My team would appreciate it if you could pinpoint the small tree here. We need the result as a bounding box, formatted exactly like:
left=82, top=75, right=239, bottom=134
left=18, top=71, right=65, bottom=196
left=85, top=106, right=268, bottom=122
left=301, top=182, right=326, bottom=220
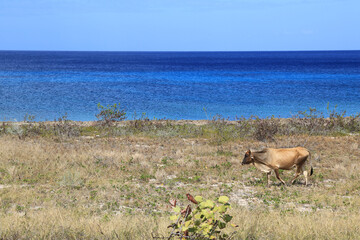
left=96, top=103, right=126, bottom=125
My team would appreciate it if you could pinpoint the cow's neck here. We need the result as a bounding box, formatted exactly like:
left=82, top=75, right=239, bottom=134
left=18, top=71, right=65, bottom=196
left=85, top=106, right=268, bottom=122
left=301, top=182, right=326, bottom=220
left=252, top=151, right=269, bottom=166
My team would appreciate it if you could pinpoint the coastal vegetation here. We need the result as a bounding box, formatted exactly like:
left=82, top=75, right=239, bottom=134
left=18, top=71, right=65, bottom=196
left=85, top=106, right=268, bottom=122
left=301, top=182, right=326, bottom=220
left=0, top=107, right=359, bottom=239
left=2, top=106, right=360, bottom=142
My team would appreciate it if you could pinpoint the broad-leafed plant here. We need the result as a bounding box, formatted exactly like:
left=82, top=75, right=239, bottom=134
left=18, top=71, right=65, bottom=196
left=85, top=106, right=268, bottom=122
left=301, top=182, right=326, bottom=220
left=167, top=194, right=238, bottom=240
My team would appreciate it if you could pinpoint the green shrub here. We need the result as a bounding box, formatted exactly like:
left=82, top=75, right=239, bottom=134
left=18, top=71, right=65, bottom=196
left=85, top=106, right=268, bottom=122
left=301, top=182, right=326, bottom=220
left=167, top=194, right=237, bottom=239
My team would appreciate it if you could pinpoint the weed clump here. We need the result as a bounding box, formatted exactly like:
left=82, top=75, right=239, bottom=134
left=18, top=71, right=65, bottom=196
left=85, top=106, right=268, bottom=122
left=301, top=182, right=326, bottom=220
left=52, top=114, right=80, bottom=138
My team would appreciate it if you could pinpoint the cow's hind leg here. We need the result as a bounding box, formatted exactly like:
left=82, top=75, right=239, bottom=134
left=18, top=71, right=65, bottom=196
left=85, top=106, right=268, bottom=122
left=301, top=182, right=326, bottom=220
left=290, top=165, right=302, bottom=185
left=274, top=169, right=286, bottom=185
left=303, top=170, right=309, bottom=186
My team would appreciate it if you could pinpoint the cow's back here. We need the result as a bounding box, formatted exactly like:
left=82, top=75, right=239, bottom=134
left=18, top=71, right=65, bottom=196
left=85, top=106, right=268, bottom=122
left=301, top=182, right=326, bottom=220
left=267, top=147, right=309, bottom=169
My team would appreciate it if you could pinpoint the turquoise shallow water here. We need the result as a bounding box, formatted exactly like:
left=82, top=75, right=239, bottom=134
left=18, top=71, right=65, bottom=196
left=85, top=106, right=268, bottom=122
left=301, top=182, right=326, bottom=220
left=0, top=51, right=359, bottom=121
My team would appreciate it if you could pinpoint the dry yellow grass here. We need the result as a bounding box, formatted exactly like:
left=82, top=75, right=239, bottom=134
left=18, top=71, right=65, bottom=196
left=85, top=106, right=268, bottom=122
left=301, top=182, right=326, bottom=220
left=0, top=123, right=360, bottom=239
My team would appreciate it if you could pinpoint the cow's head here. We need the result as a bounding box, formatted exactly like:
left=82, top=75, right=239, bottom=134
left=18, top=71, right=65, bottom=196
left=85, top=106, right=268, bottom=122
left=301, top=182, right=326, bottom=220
left=242, top=150, right=254, bottom=165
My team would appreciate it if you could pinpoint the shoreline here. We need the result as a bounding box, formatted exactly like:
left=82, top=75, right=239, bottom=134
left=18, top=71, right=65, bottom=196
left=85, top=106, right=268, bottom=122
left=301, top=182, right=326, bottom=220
left=1, top=115, right=359, bottom=125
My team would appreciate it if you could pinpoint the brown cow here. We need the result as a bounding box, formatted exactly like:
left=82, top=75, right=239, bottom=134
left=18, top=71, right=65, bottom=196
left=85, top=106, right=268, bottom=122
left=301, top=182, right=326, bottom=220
left=242, top=147, right=313, bottom=186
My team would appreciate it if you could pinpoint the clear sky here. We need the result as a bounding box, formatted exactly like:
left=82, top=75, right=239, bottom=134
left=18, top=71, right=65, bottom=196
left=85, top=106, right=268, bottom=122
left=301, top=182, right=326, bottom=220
left=0, top=0, right=359, bottom=51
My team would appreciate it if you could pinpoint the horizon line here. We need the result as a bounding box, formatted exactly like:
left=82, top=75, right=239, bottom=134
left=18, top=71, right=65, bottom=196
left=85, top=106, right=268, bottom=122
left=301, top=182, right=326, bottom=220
left=1, top=49, right=359, bottom=53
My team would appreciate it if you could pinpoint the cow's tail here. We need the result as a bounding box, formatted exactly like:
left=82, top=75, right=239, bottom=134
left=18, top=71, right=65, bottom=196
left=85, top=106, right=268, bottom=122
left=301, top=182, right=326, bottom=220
left=308, top=151, right=314, bottom=176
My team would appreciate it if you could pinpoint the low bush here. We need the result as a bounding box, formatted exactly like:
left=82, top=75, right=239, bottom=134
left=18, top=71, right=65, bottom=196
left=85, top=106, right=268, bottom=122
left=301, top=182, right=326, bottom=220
left=253, top=116, right=279, bottom=142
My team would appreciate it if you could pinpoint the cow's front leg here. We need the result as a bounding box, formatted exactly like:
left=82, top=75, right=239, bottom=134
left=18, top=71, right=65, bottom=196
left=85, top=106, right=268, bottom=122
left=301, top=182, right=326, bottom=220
left=266, top=171, right=271, bottom=187
left=290, top=172, right=300, bottom=185
left=290, top=166, right=302, bottom=185
left=274, top=169, right=286, bottom=185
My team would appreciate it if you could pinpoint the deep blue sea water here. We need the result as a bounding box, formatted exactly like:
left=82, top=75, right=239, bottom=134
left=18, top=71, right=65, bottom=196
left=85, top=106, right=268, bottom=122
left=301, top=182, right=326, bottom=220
left=0, top=51, right=359, bottom=121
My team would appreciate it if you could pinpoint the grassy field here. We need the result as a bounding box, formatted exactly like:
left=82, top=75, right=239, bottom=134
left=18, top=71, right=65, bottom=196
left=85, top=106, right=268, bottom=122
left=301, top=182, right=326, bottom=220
left=0, top=118, right=360, bottom=239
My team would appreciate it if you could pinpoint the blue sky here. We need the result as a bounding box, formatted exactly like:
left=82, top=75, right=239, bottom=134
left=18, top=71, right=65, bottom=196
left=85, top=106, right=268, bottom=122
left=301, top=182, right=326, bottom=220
left=0, top=0, right=359, bottom=51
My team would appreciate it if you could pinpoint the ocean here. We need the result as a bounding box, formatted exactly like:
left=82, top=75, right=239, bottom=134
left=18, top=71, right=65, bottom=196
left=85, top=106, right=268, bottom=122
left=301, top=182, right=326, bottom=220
left=0, top=51, right=359, bottom=121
